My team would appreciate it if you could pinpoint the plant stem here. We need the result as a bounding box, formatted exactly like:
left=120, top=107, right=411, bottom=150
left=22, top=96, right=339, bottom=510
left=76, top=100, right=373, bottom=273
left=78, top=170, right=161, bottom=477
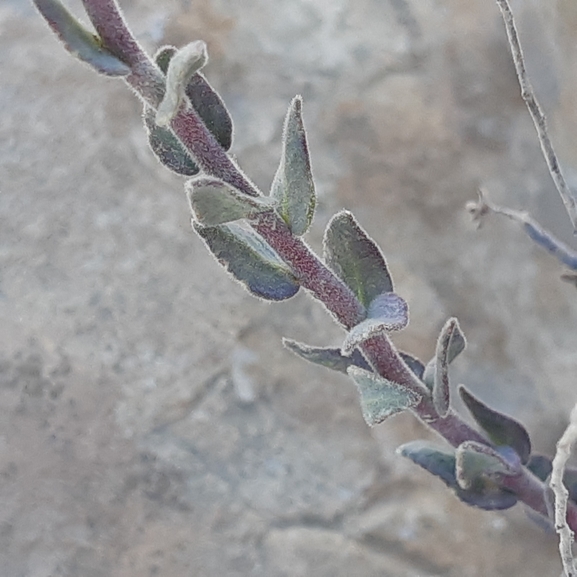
left=79, top=0, right=577, bottom=531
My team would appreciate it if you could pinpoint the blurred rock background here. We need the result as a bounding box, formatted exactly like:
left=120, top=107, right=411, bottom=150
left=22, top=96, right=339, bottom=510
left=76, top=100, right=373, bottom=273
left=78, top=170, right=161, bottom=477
left=2, top=0, right=577, bottom=574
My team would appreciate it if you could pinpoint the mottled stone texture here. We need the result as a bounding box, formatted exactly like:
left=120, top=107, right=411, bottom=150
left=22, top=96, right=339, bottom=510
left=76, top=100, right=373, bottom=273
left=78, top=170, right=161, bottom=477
left=2, top=0, right=577, bottom=574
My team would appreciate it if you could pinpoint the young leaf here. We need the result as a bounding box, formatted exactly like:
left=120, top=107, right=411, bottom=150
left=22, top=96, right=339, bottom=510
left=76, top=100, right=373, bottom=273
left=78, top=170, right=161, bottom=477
left=398, top=441, right=518, bottom=511
left=323, top=211, right=393, bottom=308
left=187, top=177, right=273, bottom=226
left=455, top=441, right=521, bottom=490
left=347, top=366, right=420, bottom=427
left=422, top=317, right=466, bottom=390
left=194, top=222, right=299, bottom=301
left=431, top=318, right=464, bottom=417
left=458, top=385, right=531, bottom=464
left=156, top=41, right=209, bottom=127
left=270, top=96, right=316, bottom=236
left=341, top=292, right=408, bottom=355
left=34, top=0, right=130, bottom=76
left=143, top=107, right=199, bottom=176
left=282, top=339, right=373, bottom=374
left=154, top=46, right=233, bottom=151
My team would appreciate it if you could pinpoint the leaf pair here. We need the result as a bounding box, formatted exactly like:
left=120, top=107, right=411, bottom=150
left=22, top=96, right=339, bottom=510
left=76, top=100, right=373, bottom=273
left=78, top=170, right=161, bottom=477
left=398, top=441, right=519, bottom=511
left=144, top=45, right=233, bottom=177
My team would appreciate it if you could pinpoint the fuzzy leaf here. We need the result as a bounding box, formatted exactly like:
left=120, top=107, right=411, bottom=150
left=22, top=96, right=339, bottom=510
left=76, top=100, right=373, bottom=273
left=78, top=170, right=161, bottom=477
left=187, top=177, right=273, bottom=226
left=422, top=318, right=466, bottom=390
left=270, top=96, right=316, bottom=236
left=431, top=318, right=464, bottom=417
left=342, top=293, right=408, bottom=355
left=455, top=441, right=521, bottom=490
left=34, top=0, right=130, bottom=76
left=156, top=41, right=209, bottom=126
left=323, top=211, right=393, bottom=308
left=143, top=107, right=199, bottom=176
left=194, top=222, right=299, bottom=301
left=458, top=385, right=531, bottom=464
left=282, top=339, right=372, bottom=374
left=398, top=441, right=518, bottom=511
left=347, top=366, right=420, bottom=426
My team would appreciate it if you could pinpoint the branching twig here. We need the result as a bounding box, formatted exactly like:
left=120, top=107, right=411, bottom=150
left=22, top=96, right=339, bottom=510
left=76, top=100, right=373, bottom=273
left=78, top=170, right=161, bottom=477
left=551, top=403, right=577, bottom=577
left=495, top=0, right=577, bottom=233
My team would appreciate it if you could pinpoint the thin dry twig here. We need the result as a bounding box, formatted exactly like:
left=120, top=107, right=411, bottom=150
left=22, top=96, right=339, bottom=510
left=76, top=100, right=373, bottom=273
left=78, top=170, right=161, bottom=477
left=551, top=402, right=577, bottom=577
left=495, top=0, right=577, bottom=233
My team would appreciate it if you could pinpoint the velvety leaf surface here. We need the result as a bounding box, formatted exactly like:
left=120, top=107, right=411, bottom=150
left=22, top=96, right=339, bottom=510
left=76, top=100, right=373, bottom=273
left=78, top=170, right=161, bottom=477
left=431, top=318, right=465, bottom=417
left=194, top=222, right=299, bottom=301
left=323, top=211, right=393, bottom=308
left=398, top=441, right=518, bottom=511
left=270, top=96, right=316, bottom=236
left=455, top=441, right=521, bottom=490
left=282, top=339, right=372, bottom=374
left=341, top=292, right=408, bottom=355
left=399, top=351, right=425, bottom=380
left=422, top=317, right=466, bottom=390
left=156, top=41, right=208, bottom=126
left=347, top=366, right=420, bottom=427
left=459, top=385, right=531, bottom=464
left=143, top=107, right=199, bottom=176
left=34, top=0, right=131, bottom=76
left=187, top=177, right=273, bottom=226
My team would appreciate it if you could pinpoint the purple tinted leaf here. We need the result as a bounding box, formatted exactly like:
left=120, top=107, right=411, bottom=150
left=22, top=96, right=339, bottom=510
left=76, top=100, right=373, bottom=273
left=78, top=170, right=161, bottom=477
left=282, top=339, right=372, bottom=374
left=459, top=385, right=531, bottom=464
left=399, top=351, right=425, bottom=380
left=194, top=222, right=299, bottom=301
left=341, top=293, right=408, bottom=355
left=323, top=211, right=393, bottom=308
left=187, top=177, right=273, bottom=226
left=34, top=0, right=130, bottom=76
left=185, top=73, right=233, bottom=152
left=398, top=441, right=518, bottom=511
left=143, top=107, right=199, bottom=176
left=526, top=454, right=553, bottom=482
left=347, top=367, right=420, bottom=427
left=271, top=96, right=316, bottom=236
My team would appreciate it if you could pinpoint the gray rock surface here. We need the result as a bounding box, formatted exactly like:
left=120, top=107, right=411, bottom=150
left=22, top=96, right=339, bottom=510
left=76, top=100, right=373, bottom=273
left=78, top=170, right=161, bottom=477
left=2, top=0, right=577, bottom=574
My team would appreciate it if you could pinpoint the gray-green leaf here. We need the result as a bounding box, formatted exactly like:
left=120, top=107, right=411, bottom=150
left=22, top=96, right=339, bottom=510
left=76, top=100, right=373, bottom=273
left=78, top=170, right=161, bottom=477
left=422, top=317, right=466, bottom=390
left=34, top=0, right=130, bottom=76
left=323, top=211, right=393, bottom=308
left=143, top=107, right=199, bottom=176
left=458, top=385, right=531, bottom=464
left=282, top=339, right=372, bottom=374
left=342, top=293, right=408, bottom=355
left=187, top=177, right=273, bottom=226
left=347, top=366, right=420, bottom=427
left=194, top=222, right=299, bottom=301
left=455, top=441, right=521, bottom=490
left=270, top=96, right=316, bottom=236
